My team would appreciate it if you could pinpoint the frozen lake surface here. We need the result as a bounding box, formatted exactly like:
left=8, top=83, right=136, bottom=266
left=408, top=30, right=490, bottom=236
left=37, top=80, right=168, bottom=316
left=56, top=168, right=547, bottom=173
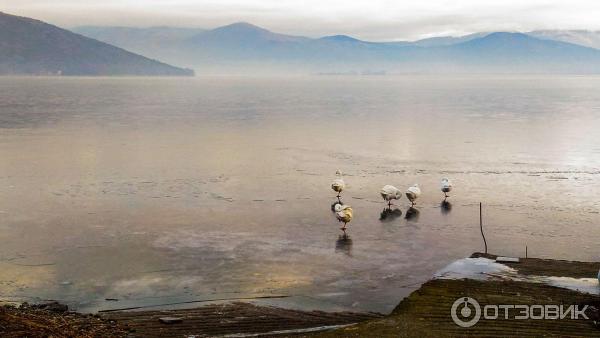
left=1, top=75, right=600, bottom=313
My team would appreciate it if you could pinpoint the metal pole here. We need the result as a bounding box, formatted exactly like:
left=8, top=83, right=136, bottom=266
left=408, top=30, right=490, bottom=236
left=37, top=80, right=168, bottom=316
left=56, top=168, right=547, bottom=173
left=480, top=202, right=488, bottom=254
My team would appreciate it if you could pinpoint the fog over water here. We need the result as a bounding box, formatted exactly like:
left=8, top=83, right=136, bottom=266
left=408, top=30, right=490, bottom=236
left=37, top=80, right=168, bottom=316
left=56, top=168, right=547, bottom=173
left=1, top=75, right=600, bottom=313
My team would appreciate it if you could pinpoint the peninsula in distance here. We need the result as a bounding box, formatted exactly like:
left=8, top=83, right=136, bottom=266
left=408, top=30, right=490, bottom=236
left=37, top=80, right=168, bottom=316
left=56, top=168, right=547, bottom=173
left=0, top=11, right=194, bottom=76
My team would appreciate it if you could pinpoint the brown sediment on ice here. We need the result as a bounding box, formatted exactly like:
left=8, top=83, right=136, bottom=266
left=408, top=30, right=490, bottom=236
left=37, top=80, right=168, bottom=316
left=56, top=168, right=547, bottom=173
left=102, top=302, right=382, bottom=337
left=1, top=300, right=380, bottom=337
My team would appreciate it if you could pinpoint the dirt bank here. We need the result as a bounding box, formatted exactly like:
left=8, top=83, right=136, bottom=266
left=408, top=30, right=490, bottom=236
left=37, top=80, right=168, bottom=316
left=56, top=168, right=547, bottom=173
left=0, top=302, right=129, bottom=337
left=310, top=253, right=600, bottom=337
left=1, top=301, right=380, bottom=337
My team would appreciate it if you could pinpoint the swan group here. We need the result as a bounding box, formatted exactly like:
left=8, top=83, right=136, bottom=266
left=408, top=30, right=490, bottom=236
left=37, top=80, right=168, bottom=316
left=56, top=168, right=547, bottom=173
left=330, top=171, right=455, bottom=233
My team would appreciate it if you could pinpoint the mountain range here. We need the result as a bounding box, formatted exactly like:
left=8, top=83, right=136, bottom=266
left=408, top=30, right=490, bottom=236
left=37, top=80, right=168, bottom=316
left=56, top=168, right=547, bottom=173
left=73, top=22, right=600, bottom=74
left=3, top=9, right=600, bottom=76
left=0, top=12, right=193, bottom=76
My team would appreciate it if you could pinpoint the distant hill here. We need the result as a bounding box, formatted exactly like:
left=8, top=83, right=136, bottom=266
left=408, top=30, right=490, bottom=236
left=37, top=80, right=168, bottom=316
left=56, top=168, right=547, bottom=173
left=0, top=12, right=194, bottom=76
left=72, top=22, right=600, bottom=74
left=318, top=35, right=371, bottom=44
left=179, top=22, right=312, bottom=62
left=409, top=33, right=488, bottom=47
left=528, top=30, right=600, bottom=50
left=72, top=26, right=206, bottom=56
left=412, top=32, right=600, bottom=73
left=189, top=22, right=309, bottom=44
left=175, top=22, right=401, bottom=69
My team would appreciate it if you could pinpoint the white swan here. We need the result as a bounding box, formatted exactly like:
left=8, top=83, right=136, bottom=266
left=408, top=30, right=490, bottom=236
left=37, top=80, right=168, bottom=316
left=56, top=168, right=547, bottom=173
left=331, top=170, right=345, bottom=198
left=441, top=178, right=453, bottom=198
left=406, top=184, right=421, bottom=206
left=334, top=203, right=353, bottom=231
left=380, top=185, right=402, bottom=207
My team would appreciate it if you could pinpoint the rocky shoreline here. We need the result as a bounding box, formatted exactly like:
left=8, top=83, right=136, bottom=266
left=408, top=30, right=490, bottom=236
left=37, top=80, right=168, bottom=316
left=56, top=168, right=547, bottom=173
left=0, top=301, right=129, bottom=337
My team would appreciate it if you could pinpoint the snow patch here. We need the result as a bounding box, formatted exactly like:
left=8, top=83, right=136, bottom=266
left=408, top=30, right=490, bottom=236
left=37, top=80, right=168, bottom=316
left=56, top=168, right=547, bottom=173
left=434, top=258, right=517, bottom=280
left=544, top=276, right=600, bottom=295
left=435, top=257, right=600, bottom=296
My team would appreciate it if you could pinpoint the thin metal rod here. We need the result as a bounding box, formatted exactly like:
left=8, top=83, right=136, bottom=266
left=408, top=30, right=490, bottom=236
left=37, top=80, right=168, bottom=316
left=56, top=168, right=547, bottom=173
left=526, top=245, right=528, bottom=258
left=480, top=202, right=488, bottom=254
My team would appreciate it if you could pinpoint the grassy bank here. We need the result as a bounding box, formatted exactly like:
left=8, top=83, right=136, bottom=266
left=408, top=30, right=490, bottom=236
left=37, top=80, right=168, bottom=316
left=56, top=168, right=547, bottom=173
left=313, top=253, right=600, bottom=337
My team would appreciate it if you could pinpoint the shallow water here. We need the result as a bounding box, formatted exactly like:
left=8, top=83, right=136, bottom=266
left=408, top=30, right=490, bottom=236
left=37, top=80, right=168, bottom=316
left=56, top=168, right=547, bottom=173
left=1, top=75, right=600, bottom=313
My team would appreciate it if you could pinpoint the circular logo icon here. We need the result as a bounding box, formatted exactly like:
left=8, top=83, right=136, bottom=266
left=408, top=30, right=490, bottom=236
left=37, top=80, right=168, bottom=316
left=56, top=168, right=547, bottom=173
left=451, top=297, right=481, bottom=327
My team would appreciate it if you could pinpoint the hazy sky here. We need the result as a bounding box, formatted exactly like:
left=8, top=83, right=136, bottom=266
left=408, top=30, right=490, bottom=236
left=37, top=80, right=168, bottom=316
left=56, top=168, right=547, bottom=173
left=2, top=0, right=600, bottom=40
